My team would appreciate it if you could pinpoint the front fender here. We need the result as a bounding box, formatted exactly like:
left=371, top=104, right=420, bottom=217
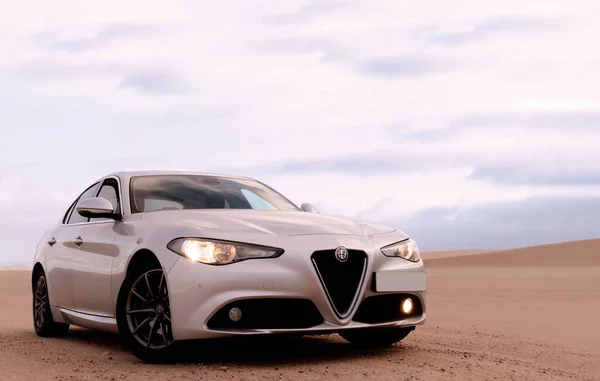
left=110, top=219, right=196, bottom=314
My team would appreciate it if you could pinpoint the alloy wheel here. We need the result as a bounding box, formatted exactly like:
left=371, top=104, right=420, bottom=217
left=125, top=269, right=174, bottom=349
left=34, top=276, right=49, bottom=329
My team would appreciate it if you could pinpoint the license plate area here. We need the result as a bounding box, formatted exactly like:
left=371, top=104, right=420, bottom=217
left=374, top=271, right=427, bottom=292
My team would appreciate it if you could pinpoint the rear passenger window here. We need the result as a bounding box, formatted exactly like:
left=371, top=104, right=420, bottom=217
left=66, top=182, right=101, bottom=224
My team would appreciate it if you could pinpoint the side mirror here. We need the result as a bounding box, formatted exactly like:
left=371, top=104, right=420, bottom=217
left=77, top=197, right=118, bottom=219
left=301, top=203, right=319, bottom=213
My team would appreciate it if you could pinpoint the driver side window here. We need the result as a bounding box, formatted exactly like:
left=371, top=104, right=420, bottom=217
left=65, top=182, right=100, bottom=225
left=89, top=179, right=121, bottom=222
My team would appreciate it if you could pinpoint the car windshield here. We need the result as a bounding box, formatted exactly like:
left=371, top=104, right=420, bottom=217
left=129, top=175, right=299, bottom=213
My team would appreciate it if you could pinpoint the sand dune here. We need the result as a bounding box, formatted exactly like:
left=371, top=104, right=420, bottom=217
left=420, top=249, right=493, bottom=260
left=1, top=239, right=599, bottom=380
left=424, top=238, right=600, bottom=268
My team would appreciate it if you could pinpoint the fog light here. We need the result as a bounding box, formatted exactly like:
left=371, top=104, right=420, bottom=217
left=229, top=307, right=242, bottom=322
left=402, top=298, right=414, bottom=314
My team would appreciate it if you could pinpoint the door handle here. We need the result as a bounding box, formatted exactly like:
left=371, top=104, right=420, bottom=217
left=47, top=238, right=56, bottom=246
left=73, top=236, right=83, bottom=247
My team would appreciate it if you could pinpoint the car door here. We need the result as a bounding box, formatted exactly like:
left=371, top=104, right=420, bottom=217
left=46, top=182, right=101, bottom=311
left=69, top=177, right=121, bottom=317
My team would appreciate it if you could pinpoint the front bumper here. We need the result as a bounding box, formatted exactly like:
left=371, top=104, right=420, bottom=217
left=165, top=234, right=427, bottom=340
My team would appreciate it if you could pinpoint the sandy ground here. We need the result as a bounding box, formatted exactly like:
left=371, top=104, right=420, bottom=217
left=420, top=249, right=493, bottom=260
left=1, top=240, right=599, bottom=380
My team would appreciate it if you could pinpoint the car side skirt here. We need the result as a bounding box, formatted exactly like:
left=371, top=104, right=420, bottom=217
left=52, top=306, right=119, bottom=333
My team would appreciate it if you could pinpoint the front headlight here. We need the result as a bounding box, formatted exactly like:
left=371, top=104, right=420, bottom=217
left=381, top=238, right=420, bottom=262
left=167, top=238, right=283, bottom=265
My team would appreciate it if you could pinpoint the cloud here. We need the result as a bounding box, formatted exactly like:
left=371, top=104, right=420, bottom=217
left=265, top=1, right=344, bottom=25
left=398, top=196, right=600, bottom=251
left=424, top=14, right=567, bottom=45
left=11, top=59, right=187, bottom=95
left=356, top=56, right=441, bottom=78
left=218, top=108, right=599, bottom=185
left=264, top=35, right=344, bottom=62
left=386, top=111, right=600, bottom=144
left=12, top=60, right=111, bottom=82
left=451, top=111, right=600, bottom=132
left=1, top=0, right=600, bottom=267
left=228, top=151, right=457, bottom=177
left=470, top=166, right=600, bottom=186
left=118, top=71, right=186, bottom=94
left=38, top=23, right=167, bottom=52
left=264, top=8, right=568, bottom=80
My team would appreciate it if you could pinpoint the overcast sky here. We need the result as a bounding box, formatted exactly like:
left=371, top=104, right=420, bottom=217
left=1, top=0, right=599, bottom=267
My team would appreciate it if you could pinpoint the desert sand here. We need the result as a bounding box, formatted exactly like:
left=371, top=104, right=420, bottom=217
left=1, top=239, right=599, bottom=380
left=420, top=249, right=493, bottom=260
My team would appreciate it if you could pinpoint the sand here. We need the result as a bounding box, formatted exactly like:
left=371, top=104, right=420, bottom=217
left=0, top=239, right=599, bottom=380
left=420, top=249, right=493, bottom=260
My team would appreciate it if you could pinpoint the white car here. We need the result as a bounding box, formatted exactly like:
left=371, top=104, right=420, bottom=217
left=32, top=171, right=427, bottom=362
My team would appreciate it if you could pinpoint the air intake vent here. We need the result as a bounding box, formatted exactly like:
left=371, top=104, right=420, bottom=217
left=207, top=298, right=323, bottom=330
left=311, top=249, right=367, bottom=318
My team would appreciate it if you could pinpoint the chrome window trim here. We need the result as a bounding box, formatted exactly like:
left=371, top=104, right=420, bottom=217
left=64, top=181, right=101, bottom=225
left=60, top=220, right=119, bottom=228
left=60, top=175, right=125, bottom=227
left=62, top=199, right=78, bottom=225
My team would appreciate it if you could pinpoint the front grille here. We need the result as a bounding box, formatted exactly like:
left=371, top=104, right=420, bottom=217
left=353, top=294, right=423, bottom=324
left=206, top=298, right=323, bottom=330
left=311, top=249, right=368, bottom=318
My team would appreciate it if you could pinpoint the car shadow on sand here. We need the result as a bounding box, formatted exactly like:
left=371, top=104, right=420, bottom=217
left=60, top=327, right=411, bottom=366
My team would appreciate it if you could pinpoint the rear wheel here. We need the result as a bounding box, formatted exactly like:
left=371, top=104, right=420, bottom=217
left=33, top=270, right=69, bottom=337
left=117, top=267, right=176, bottom=363
left=340, top=327, right=413, bottom=347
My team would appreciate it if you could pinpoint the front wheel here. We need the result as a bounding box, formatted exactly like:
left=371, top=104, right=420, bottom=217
left=340, top=327, right=414, bottom=347
left=117, top=268, right=177, bottom=363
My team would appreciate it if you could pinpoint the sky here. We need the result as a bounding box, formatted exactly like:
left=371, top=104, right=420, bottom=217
left=1, top=0, right=599, bottom=267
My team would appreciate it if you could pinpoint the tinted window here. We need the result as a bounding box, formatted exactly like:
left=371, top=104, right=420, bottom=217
left=98, top=182, right=118, bottom=210
left=62, top=200, right=77, bottom=224
left=143, top=199, right=183, bottom=212
left=89, top=179, right=120, bottom=222
left=241, top=189, right=277, bottom=210
left=67, top=182, right=101, bottom=224
left=130, top=175, right=299, bottom=213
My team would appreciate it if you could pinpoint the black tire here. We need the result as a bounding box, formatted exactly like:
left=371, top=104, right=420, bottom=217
left=116, top=266, right=177, bottom=363
left=339, top=327, right=413, bottom=347
left=33, top=270, right=70, bottom=337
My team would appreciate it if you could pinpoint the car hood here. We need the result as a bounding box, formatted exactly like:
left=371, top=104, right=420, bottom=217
left=140, top=210, right=396, bottom=237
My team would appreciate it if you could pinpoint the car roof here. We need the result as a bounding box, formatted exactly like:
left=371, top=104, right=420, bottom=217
left=105, top=170, right=254, bottom=182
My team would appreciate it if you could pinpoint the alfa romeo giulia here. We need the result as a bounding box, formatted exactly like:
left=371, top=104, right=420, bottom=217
left=32, top=171, right=427, bottom=362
